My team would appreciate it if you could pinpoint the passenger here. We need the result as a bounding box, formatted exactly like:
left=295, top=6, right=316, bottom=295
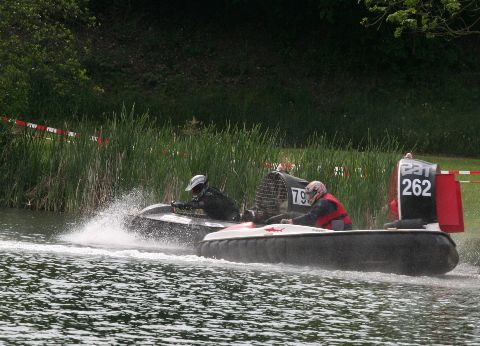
left=281, top=181, right=353, bottom=230
left=171, top=175, right=240, bottom=221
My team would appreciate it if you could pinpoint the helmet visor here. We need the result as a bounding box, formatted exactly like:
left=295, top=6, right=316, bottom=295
left=306, top=190, right=316, bottom=204
left=192, top=184, right=204, bottom=195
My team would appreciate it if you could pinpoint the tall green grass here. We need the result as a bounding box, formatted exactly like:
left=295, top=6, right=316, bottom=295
left=1, top=109, right=401, bottom=228
left=280, top=136, right=400, bottom=229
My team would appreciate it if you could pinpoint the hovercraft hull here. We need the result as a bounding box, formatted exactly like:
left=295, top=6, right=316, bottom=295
left=197, top=225, right=458, bottom=275
left=128, top=203, right=238, bottom=245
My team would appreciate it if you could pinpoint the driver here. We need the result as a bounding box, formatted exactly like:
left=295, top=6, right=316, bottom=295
left=282, top=181, right=352, bottom=230
left=171, top=175, right=240, bottom=221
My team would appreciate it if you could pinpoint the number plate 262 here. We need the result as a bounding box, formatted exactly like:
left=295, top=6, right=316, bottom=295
left=401, top=178, right=432, bottom=197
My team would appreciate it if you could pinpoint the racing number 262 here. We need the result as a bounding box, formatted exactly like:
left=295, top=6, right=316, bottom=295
left=401, top=178, right=432, bottom=197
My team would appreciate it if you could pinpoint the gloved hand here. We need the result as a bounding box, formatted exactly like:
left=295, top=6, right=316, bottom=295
left=280, top=218, right=291, bottom=224
left=242, top=209, right=255, bottom=222
left=171, top=201, right=187, bottom=209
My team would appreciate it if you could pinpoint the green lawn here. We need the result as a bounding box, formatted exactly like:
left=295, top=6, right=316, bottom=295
left=418, top=154, right=480, bottom=232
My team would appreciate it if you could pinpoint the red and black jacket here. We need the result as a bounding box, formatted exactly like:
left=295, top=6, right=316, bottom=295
left=292, top=193, right=352, bottom=230
left=314, top=193, right=352, bottom=230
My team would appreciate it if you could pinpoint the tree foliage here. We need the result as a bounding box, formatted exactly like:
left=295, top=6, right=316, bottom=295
left=0, top=0, right=94, bottom=115
left=362, top=0, right=480, bottom=38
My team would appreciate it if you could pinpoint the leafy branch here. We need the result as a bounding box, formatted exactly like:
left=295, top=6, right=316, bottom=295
left=361, top=0, right=480, bottom=38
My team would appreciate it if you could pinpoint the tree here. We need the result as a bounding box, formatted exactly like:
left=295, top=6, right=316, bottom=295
left=361, top=0, right=480, bottom=38
left=0, top=0, right=94, bottom=116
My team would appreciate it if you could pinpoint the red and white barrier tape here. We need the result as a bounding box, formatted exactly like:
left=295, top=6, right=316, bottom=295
left=3, top=118, right=479, bottom=182
left=270, top=163, right=480, bottom=183
left=440, top=170, right=480, bottom=175
left=1, top=116, right=107, bottom=143
left=440, top=170, right=480, bottom=183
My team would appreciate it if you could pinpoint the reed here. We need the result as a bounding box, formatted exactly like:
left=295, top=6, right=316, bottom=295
left=1, top=109, right=400, bottom=228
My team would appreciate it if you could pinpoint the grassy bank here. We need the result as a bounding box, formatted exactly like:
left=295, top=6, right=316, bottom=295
left=417, top=154, right=480, bottom=232
left=1, top=110, right=400, bottom=229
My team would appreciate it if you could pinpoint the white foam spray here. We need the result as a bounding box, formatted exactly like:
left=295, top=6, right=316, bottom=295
left=60, top=190, right=181, bottom=250
left=0, top=239, right=214, bottom=265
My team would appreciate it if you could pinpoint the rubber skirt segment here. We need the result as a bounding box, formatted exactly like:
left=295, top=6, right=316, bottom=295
left=197, top=232, right=458, bottom=275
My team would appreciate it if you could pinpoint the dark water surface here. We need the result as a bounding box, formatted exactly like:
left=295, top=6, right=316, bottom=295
left=1, top=207, right=479, bottom=345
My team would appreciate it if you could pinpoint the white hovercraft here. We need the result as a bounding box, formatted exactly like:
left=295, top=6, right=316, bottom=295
left=196, top=158, right=464, bottom=275
left=129, top=169, right=313, bottom=244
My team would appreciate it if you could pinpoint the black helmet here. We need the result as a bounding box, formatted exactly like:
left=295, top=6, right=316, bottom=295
left=185, top=175, right=208, bottom=197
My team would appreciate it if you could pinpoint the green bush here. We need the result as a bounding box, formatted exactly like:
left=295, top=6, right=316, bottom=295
left=0, top=0, right=94, bottom=118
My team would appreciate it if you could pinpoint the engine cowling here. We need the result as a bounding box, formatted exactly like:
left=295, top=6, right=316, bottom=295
left=253, top=171, right=310, bottom=220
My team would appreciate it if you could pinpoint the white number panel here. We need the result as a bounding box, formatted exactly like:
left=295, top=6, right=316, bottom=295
left=291, top=187, right=309, bottom=206
left=401, top=178, right=432, bottom=197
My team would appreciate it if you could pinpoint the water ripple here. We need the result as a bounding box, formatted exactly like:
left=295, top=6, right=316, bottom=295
left=0, top=207, right=479, bottom=344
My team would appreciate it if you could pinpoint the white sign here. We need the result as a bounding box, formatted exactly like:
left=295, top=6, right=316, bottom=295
left=291, top=187, right=309, bottom=206
left=401, top=178, right=432, bottom=197
left=399, top=161, right=433, bottom=197
left=400, top=162, right=431, bottom=178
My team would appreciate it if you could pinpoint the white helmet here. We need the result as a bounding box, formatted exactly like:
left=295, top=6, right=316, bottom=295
left=305, top=181, right=327, bottom=205
left=185, top=175, right=208, bottom=197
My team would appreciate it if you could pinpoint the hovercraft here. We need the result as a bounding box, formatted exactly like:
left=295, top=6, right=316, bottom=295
left=128, top=203, right=238, bottom=245
left=197, top=158, right=465, bottom=275
left=128, top=171, right=311, bottom=245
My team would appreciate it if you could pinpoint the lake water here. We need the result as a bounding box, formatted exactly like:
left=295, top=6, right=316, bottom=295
left=1, top=202, right=479, bottom=345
